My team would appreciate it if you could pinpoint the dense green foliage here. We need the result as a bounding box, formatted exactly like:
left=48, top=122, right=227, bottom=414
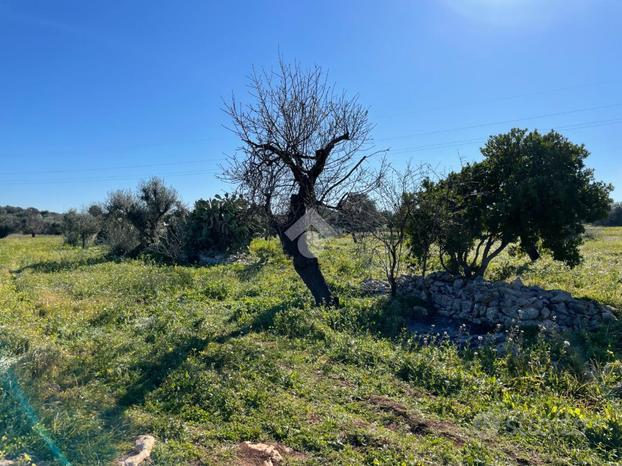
left=64, top=181, right=259, bottom=263
left=0, top=231, right=621, bottom=465
left=410, top=129, right=612, bottom=277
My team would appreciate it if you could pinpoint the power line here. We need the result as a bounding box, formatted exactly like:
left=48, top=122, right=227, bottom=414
left=2, top=113, right=621, bottom=185
left=1, top=169, right=220, bottom=187
left=0, top=157, right=222, bottom=178
left=376, top=103, right=622, bottom=141
left=374, top=79, right=622, bottom=119
left=386, top=117, right=622, bottom=157
left=3, top=101, right=618, bottom=169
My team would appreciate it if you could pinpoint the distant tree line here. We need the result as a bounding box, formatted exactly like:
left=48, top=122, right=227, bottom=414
left=0, top=206, right=63, bottom=238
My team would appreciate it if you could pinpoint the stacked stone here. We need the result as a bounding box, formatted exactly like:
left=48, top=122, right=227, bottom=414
left=396, top=273, right=617, bottom=331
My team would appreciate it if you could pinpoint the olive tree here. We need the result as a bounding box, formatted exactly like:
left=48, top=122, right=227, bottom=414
left=595, top=202, right=622, bottom=226
left=225, top=61, right=383, bottom=306
left=336, top=193, right=382, bottom=243
left=101, top=178, right=180, bottom=256
left=101, top=190, right=140, bottom=256
left=128, top=177, right=181, bottom=253
left=22, top=208, right=44, bottom=237
left=62, top=209, right=100, bottom=248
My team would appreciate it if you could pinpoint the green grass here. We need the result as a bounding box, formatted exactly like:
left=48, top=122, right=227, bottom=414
left=0, top=231, right=621, bottom=465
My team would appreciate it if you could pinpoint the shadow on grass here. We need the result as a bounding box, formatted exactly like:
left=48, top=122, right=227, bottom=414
left=113, top=324, right=275, bottom=411
left=115, top=336, right=210, bottom=408
left=233, top=258, right=268, bottom=281
left=11, top=255, right=114, bottom=274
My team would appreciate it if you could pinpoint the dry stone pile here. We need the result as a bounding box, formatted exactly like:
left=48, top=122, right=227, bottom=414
left=393, top=273, right=617, bottom=332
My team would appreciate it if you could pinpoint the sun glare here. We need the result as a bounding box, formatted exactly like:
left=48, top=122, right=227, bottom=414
left=441, top=0, right=576, bottom=27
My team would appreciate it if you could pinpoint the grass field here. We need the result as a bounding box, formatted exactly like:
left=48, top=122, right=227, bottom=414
left=1, top=229, right=622, bottom=465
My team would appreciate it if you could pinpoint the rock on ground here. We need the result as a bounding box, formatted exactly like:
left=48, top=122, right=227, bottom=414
left=361, top=272, right=619, bottom=332
left=118, top=435, right=156, bottom=466
left=236, top=442, right=300, bottom=466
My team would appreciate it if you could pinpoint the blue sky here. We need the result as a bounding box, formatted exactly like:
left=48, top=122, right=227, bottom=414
left=1, top=0, right=620, bottom=211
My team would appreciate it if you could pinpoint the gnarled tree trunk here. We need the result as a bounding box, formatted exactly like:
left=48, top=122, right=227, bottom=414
left=275, top=192, right=338, bottom=307
left=278, top=229, right=337, bottom=306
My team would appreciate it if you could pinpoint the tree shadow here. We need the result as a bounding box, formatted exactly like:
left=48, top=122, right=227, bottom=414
left=233, top=258, right=268, bottom=281
left=11, top=255, right=114, bottom=274
left=115, top=336, right=210, bottom=409
left=110, top=307, right=287, bottom=413
left=227, top=300, right=291, bottom=332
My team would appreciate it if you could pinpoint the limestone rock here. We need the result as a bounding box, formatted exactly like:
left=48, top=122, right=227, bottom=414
left=511, top=277, right=524, bottom=289
left=520, top=307, right=540, bottom=320
left=119, top=435, right=155, bottom=466
left=238, top=442, right=286, bottom=466
left=394, top=272, right=618, bottom=332
left=361, top=279, right=390, bottom=295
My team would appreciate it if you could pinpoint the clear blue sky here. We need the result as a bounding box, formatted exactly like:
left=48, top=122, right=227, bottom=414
left=1, top=0, right=620, bottom=211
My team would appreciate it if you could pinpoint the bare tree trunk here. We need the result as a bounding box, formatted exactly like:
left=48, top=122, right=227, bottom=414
left=388, top=246, right=398, bottom=297
left=275, top=192, right=338, bottom=307
left=389, top=277, right=397, bottom=297
left=278, top=230, right=337, bottom=306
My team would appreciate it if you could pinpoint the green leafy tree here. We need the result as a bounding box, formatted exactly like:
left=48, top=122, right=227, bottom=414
left=101, top=179, right=180, bottom=256
left=0, top=214, right=16, bottom=238
left=418, top=129, right=612, bottom=278
left=128, top=178, right=181, bottom=253
left=22, top=208, right=44, bottom=237
left=101, top=190, right=140, bottom=256
left=406, top=179, right=446, bottom=277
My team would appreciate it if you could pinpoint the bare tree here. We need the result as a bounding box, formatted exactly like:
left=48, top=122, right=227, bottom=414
left=369, top=165, right=422, bottom=297
left=224, top=61, right=383, bottom=306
